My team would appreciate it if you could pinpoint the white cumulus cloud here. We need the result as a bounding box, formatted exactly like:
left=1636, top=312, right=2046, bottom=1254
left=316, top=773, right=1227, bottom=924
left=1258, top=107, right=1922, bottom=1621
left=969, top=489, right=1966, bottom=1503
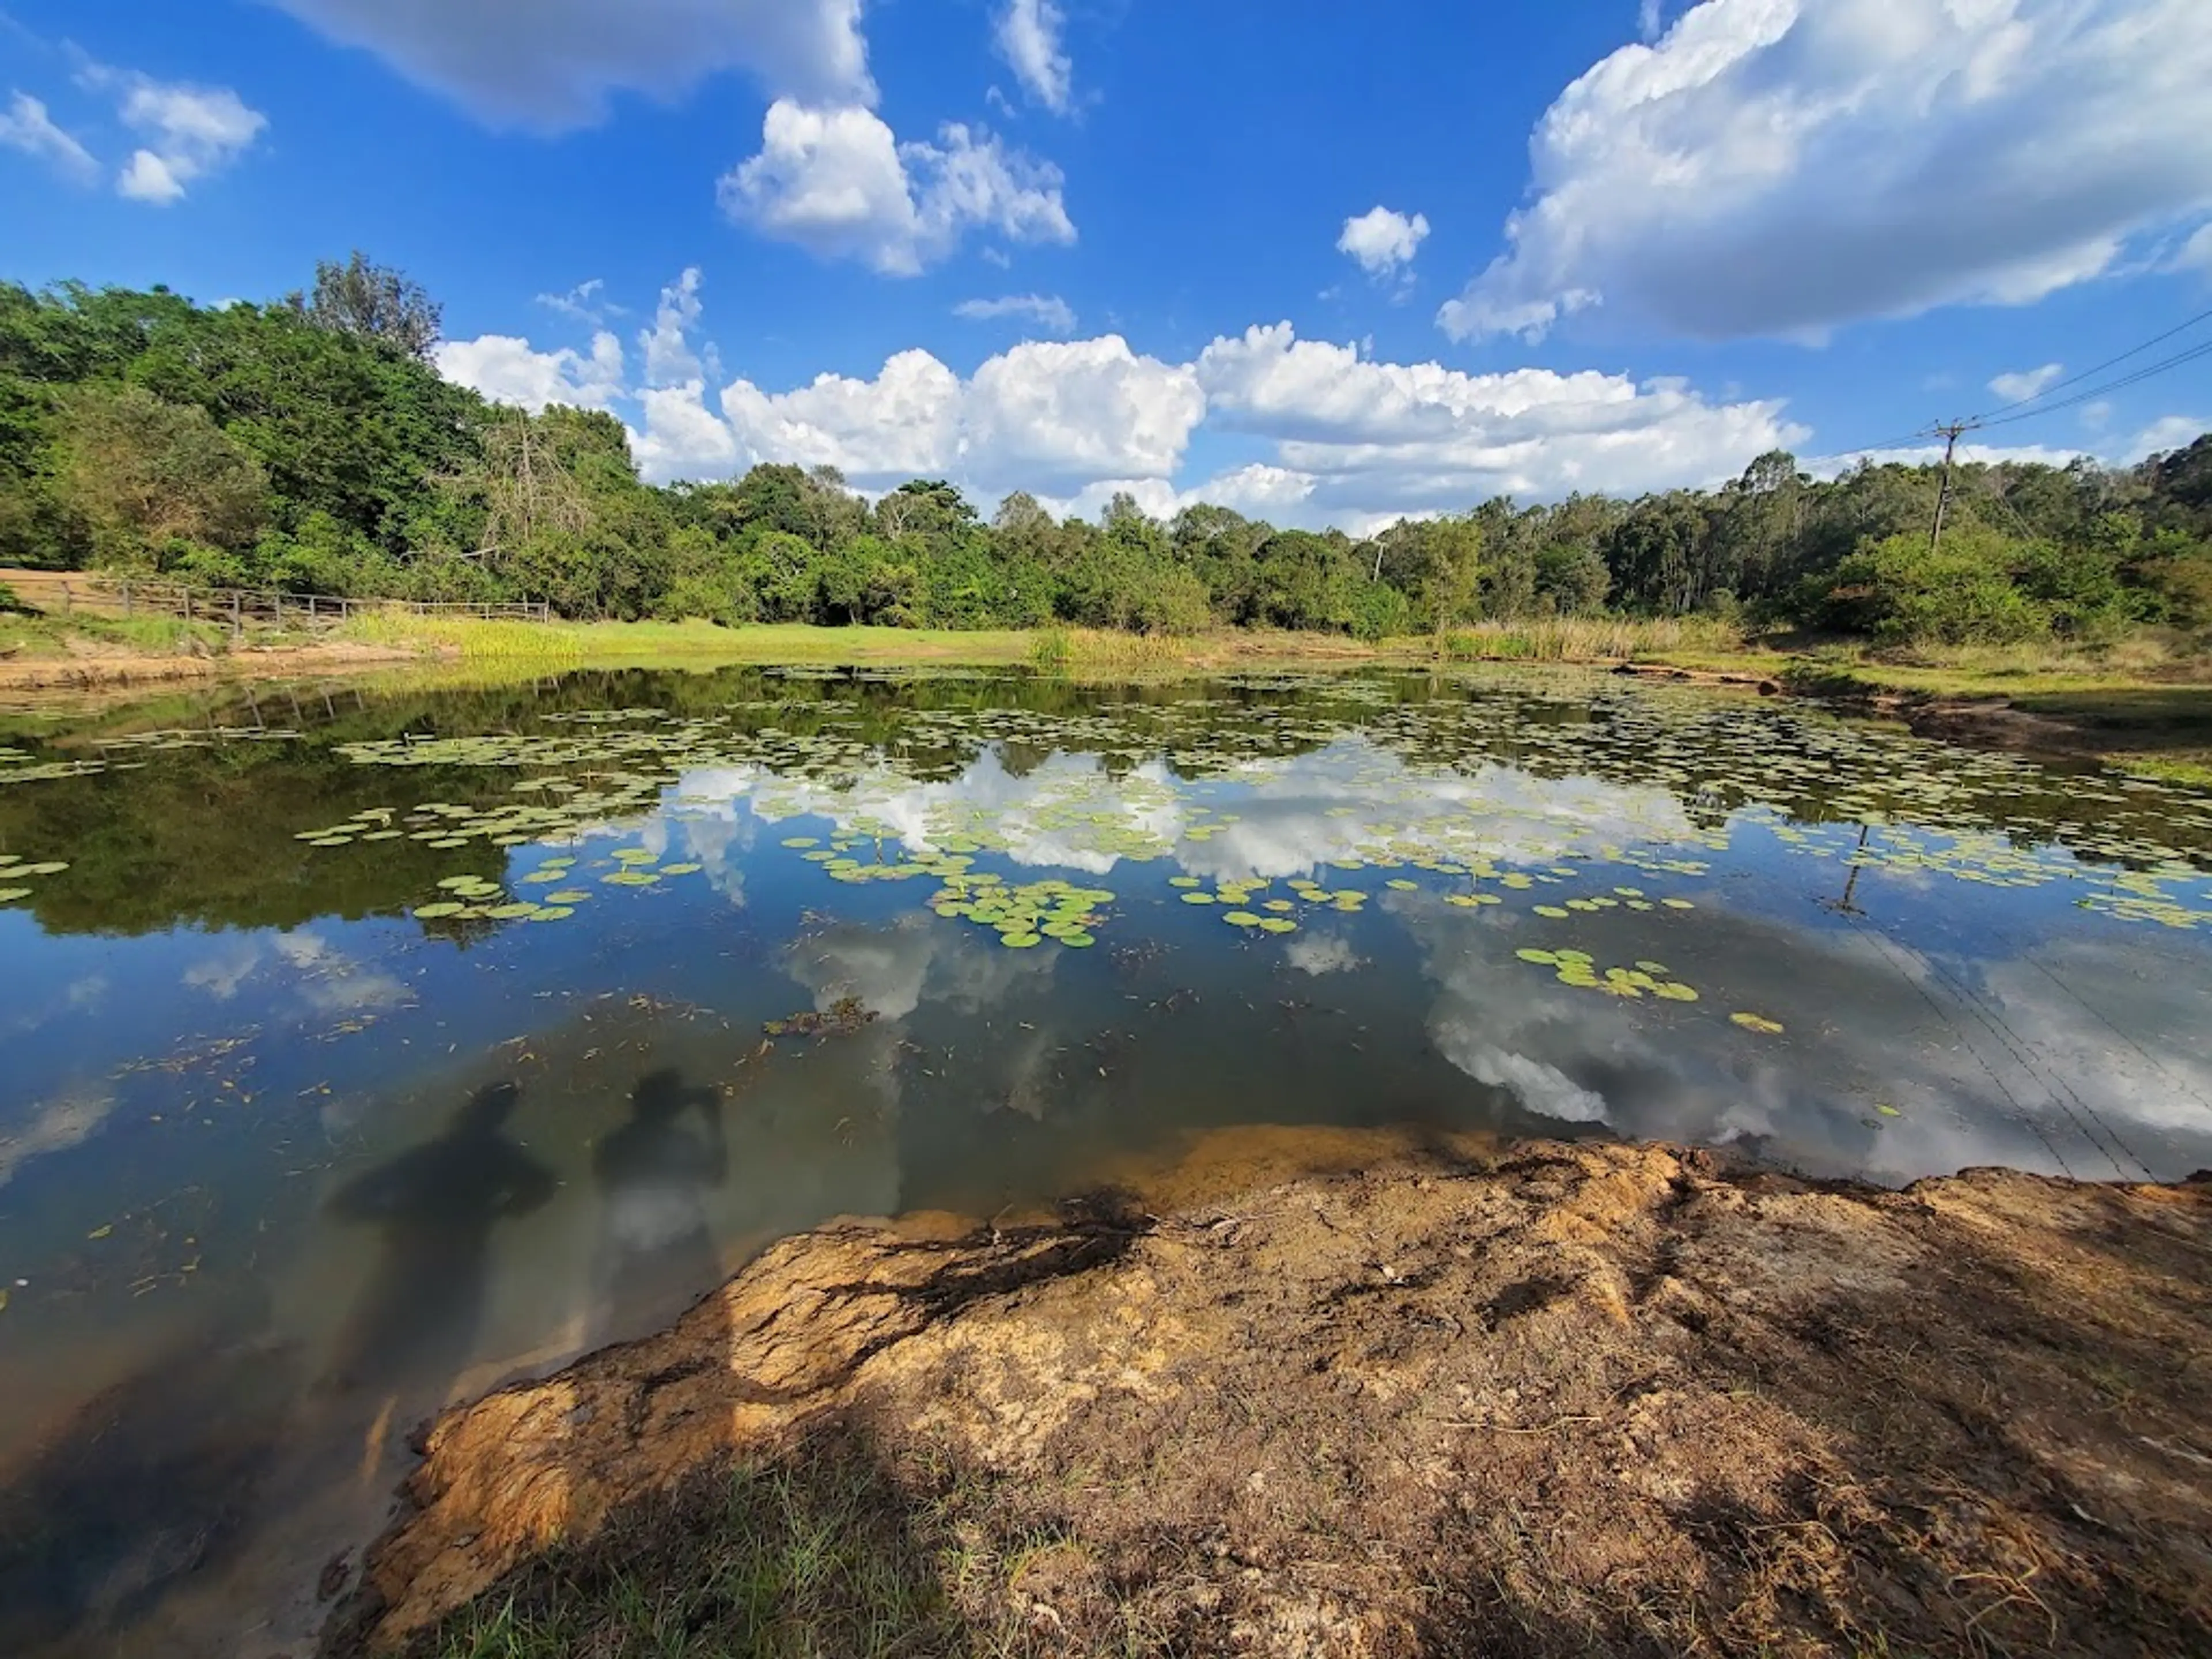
left=1988, top=362, right=2065, bottom=403
left=448, top=280, right=1816, bottom=527
left=435, top=331, right=626, bottom=412
left=721, top=100, right=1074, bottom=275
left=536, top=278, right=622, bottom=326
left=260, top=0, right=872, bottom=129
left=0, top=91, right=99, bottom=184
left=718, top=349, right=966, bottom=486
left=681, top=334, right=1201, bottom=494
left=1193, top=321, right=1803, bottom=521
left=955, top=293, right=1077, bottom=333
left=965, top=337, right=1205, bottom=490
left=995, top=0, right=1074, bottom=114
left=640, top=267, right=706, bottom=387
left=1338, top=206, right=1430, bottom=277
left=1441, top=0, right=2212, bottom=342
left=88, top=73, right=266, bottom=204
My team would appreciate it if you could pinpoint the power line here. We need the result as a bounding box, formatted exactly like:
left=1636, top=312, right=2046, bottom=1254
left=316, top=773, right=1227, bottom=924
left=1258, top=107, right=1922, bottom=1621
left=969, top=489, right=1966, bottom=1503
left=1791, top=303, right=2212, bottom=467
left=1975, top=337, right=2212, bottom=430
left=1969, top=304, right=2212, bottom=422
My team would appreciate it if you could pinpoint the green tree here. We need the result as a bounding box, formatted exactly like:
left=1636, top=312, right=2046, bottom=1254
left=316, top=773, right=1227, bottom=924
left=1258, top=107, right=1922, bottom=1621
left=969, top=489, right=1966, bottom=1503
left=292, top=252, right=444, bottom=360
left=55, top=384, right=269, bottom=569
left=1816, top=527, right=2049, bottom=645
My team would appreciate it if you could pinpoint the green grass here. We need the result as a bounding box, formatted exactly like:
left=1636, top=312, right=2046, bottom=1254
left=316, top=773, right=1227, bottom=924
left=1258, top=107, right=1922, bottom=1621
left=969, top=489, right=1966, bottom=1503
left=408, top=1428, right=1072, bottom=1659
left=340, top=613, right=1044, bottom=669
left=0, top=609, right=238, bottom=659
left=1433, top=615, right=1746, bottom=664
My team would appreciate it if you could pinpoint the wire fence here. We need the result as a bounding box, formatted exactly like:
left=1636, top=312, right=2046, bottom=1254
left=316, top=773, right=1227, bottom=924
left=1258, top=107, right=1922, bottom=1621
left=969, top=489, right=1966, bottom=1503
left=9, top=571, right=552, bottom=630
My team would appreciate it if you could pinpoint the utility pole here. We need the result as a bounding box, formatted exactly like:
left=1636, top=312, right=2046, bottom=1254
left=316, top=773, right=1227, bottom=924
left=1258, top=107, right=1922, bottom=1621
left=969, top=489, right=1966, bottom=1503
left=1926, top=419, right=1981, bottom=558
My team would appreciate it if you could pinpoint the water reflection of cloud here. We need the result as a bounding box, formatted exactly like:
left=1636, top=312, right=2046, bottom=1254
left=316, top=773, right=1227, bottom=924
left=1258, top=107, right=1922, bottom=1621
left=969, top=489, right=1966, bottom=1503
left=0, top=1085, right=119, bottom=1188
left=1404, top=898, right=2212, bottom=1184
left=1284, top=933, right=1363, bottom=976
left=661, top=740, right=1698, bottom=889
left=659, top=765, right=763, bottom=908
left=184, top=944, right=262, bottom=1001
left=1, top=972, right=112, bottom=1040
left=183, top=931, right=411, bottom=1016
left=1974, top=941, right=2212, bottom=1142
left=786, top=916, right=1055, bottom=1021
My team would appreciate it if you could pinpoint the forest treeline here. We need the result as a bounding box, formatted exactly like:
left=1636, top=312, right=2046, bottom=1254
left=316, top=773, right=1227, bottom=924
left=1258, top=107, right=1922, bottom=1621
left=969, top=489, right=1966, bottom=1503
left=3, top=264, right=2209, bottom=645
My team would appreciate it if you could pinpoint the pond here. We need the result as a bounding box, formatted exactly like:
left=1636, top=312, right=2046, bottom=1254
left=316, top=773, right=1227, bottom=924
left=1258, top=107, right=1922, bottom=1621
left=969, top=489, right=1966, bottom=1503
left=2, top=665, right=2210, bottom=1656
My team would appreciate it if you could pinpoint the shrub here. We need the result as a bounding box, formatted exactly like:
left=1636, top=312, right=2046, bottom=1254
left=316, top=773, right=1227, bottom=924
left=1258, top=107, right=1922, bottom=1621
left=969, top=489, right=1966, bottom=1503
left=1817, top=528, right=2050, bottom=645
left=1350, top=581, right=1412, bottom=642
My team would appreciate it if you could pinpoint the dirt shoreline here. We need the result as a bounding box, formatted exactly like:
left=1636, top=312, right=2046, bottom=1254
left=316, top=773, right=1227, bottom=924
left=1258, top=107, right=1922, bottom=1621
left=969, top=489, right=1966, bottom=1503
left=326, top=1133, right=2212, bottom=1658
left=0, top=640, right=419, bottom=694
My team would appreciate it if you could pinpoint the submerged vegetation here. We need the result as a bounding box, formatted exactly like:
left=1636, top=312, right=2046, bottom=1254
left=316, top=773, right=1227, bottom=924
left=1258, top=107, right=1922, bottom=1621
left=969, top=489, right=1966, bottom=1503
left=5, top=268, right=2211, bottom=662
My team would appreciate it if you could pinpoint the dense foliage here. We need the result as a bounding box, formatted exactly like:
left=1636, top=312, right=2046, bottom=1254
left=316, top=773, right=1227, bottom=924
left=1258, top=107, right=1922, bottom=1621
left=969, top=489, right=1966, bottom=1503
left=3, top=270, right=2209, bottom=645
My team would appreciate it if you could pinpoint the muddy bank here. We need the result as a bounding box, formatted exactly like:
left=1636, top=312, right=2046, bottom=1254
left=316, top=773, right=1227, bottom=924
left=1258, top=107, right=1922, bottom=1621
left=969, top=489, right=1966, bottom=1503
left=0, top=640, right=419, bottom=694
left=328, top=1135, right=2212, bottom=1658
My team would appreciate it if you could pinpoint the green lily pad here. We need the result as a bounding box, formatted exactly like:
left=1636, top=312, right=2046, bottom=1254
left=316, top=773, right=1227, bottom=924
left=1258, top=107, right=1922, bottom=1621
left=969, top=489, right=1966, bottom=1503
left=412, top=902, right=465, bottom=919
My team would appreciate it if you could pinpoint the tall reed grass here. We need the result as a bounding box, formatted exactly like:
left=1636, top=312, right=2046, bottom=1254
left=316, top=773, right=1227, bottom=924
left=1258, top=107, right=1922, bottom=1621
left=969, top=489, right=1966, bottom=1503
left=1433, top=616, right=1744, bottom=664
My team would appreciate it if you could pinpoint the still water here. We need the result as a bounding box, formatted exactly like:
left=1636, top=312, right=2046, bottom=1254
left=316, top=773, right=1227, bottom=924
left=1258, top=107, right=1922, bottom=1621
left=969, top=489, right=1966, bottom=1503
left=2, top=665, right=2210, bottom=1654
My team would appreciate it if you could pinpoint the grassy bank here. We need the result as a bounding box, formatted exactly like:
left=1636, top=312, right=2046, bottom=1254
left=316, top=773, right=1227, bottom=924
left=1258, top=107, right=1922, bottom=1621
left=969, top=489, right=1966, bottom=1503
left=339, top=613, right=1726, bottom=677
left=0, top=606, right=238, bottom=661
left=13, top=597, right=2211, bottom=780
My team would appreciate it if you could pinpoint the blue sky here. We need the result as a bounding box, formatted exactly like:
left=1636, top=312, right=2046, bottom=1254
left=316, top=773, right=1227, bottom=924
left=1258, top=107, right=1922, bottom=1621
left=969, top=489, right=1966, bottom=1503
left=5, top=0, right=2211, bottom=529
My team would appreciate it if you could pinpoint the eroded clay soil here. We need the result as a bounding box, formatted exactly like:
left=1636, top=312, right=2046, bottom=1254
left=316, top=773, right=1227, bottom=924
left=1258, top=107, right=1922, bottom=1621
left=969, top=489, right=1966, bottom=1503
left=333, top=1134, right=2212, bottom=1657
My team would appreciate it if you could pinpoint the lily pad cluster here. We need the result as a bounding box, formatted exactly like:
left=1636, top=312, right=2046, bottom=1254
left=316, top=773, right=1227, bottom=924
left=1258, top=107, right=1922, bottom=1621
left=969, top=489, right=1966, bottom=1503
left=0, top=853, right=67, bottom=904
left=222, top=673, right=2207, bottom=942
left=927, top=876, right=1113, bottom=949
left=412, top=871, right=579, bottom=923
left=1515, top=948, right=1700, bottom=1002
